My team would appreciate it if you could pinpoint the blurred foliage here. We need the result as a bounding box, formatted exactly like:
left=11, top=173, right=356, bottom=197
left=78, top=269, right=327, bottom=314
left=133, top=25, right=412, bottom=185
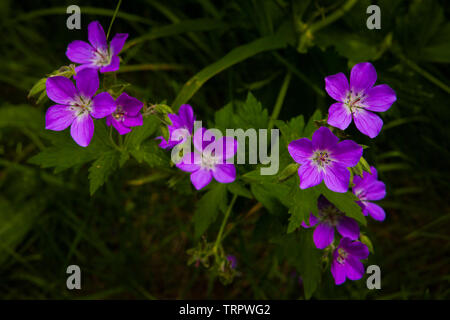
left=0, top=0, right=449, bottom=299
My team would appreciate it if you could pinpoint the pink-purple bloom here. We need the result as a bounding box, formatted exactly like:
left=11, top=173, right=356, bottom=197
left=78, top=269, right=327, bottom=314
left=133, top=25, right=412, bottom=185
left=288, top=126, right=363, bottom=193
left=353, top=166, right=386, bottom=221
left=157, top=104, right=195, bottom=149
left=325, top=62, right=396, bottom=138
left=106, top=92, right=143, bottom=135
left=45, top=68, right=115, bottom=147
left=331, top=237, right=369, bottom=285
left=66, top=21, right=128, bottom=73
left=226, top=255, right=237, bottom=269
left=302, top=196, right=360, bottom=249
left=176, top=128, right=238, bottom=190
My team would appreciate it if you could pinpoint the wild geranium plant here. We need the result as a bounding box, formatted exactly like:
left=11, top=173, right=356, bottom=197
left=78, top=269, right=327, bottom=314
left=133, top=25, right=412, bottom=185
left=29, top=15, right=396, bottom=296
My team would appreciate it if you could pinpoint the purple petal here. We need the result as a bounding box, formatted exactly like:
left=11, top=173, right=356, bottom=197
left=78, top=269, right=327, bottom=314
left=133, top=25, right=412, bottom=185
left=345, top=256, right=365, bottom=281
left=311, top=126, right=339, bottom=150
left=215, top=136, right=238, bottom=161
left=110, top=33, right=128, bottom=55
left=123, top=114, right=143, bottom=127
left=363, top=202, right=386, bottom=221
left=100, top=55, right=120, bottom=73
left=353, top=109, right=383, bottom=138
left=301, top=214, right=319, bottom=228
left=88, top=21, right=107, bottom=50
left=190, top=168, right=213, bottom=190
left=212, top=164, right=236, bottom=183
left=75, top=63, right=99, bottom=74
left=66, top=40, right=95, bottom=64
left=70, top=114, right=94, bottom=147
left=288, top=138, right=313, bottom=164
left=325, top=72, right=349, bottom=102
left=363, top=181, right=386, bottom=201
left=331, top=259, right=347, bottom=285
left=110, top=118, right=131, bottom=135
left=176, top=152, right=201, bottom=172
left=45, top=105, right=76, bottom=131
left=46, top=76, right=76, bottom=104
left=178, top=104, right=195, bottom=133
left=323, top=163, right=350, bottom=193
left=193, top=128, right=215, bottom=152
left=298, top=163, right=323, bottom=189
left=331, top=140, right=363, bottom=167
left=327, top=102, right=352, bottom=130
left=116, top=92, right=143, bottom=116
left=350, top=62, right=377, bottom=94
left=336, top=216, right=360, bottom=240
left=76, top=68, right=99, bottom=98
left=345, top=240, right=369, bottom=260
left=364, top=84, right=396, bottom=112
left=313, top=222, right=335, bottom=249
left=91, top=92, right=116, bottom=119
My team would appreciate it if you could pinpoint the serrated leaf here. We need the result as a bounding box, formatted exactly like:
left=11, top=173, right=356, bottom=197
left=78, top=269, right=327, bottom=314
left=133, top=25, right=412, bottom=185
left=233, top=92, right=269, bottom=130
left=303, top=109, right=322, bottom=138
left=88, top=151, right=120, bottom=195
left=214, top=103, right=234, bottom=132
left=193, top=183, right=228, bottom=238
left=287, top=184, right=321, bottom=233
left=227, top=182, right=253, bottom=199
left=125, top=115, right=159, bottom=148
left=130, top=140, right=169, bottom=168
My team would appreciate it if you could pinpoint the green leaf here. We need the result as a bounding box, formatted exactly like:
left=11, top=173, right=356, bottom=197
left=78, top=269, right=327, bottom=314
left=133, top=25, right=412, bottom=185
left=227, top=182, right=253, bottom=199
left=125, top=115, right=159, bottom=148
left=88, top=151, right=120, bottom=195
left=287, top=184, right=321, bottom=233
left=302, top=109, right=322, bottom=138
left=214, top=103, right=234, bottom=133
left=130, top=140, right=169, bottom=168
left=233, top=92, right=269, bottom=130
left=193, top=183, right=228, bottom=238
left=297, top=231, right=322, bottom=299
left=0, top=105, right=44, bottom=131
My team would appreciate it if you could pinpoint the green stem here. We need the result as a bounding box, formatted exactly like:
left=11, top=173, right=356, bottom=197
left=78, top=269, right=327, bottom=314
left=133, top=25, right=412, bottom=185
left=213, top=194, right=238, bottom=253
left=106, top=0, right=122, bottom=41
left=268, top=71, right=292, bottom=131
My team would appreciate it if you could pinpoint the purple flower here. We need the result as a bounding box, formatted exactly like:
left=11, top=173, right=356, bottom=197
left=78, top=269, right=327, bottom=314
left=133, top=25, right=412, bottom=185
left=331, top=237, right=369, bottom=285
left=157, top=104, right=195, bottom=149
left=66, top=21, right=128, bottom=73
left=45, top=68, right=115, bottom=147
left=353, top=166, right=386, bottom=221
left=325, top=62, right=396, bottom=138
left=226, top=255, right=237, bottom=269
left=302, top=196, right=360, bottom=249
left=106, top=92, right=143, bottom=135
left=176, top=128, right=238, bottom=190
left=288, top=126, right=363, bottom=193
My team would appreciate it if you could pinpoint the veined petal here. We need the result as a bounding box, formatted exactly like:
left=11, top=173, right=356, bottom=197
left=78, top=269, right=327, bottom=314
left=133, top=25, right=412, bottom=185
left=336, top=216, right=360, bottom=240
left=313, top=222, right=335, bottom=249
left=46, top=76, right=77, bottom=104
left=70, top=114, right=94, bottom=147
left=298, top=163, right=323, bottom=189
left=345, top=256, right=365, bottom=281
left=345, top=240, right=369, bottom=260
left=301, top=214, right=319, bottom=228
left=363, top=202, right=386, bottom=221
left=350, top=62, right=377, bottom=94
left=312, top=126, right=339, bottom=150
left=91, top=92, right=116, bottom=118
left=75, top=63, right=99, bottom=74
left=88, top=21, right=107, bottom=50
left=288, top=138, right=313, bottom=164
left=364, top=84, right=396, bottom=112
left=45, top=105, right=76, bottom=131
left=116, top=92, right=143, bottom=116
left=331, top=259, right=347, bottom=285
left=363, top=181, right=386, bottom=201
left=327, top=102, right=352, bottom=130
left=193, top=127, right=215, bottom=152
left=100, top=55, right=120, bottom=73
left=323, top=163, right=350, bottom=193
left=190, top=168, right=213, bottom=190
left=176, top=152, right=201, bottom=172
left=215, top=136, right=238, bottom=161
left=110, top=33, right=128, bottom=55
left=66, top=40, right=95, bottom=64
left=178, top=104, right=195, bottom=133
left=213, top=164, right=236, bottom=183
left=353, top=109, right=383, bottom=138
left=123, top=114, right=143, bottom=127
left=111, top=118, right=131, bottom=135
left=331, top=140, right=363, bottom=167
left=76, top=68, right=99, bottom=98
left=325, top=72, right=349, bottom=102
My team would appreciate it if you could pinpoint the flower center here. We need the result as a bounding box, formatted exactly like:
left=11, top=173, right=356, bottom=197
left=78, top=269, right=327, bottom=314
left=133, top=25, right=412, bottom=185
left=93, top=48, right=112, bottom=66
left=320, top=205, right=342, bottom=226
left=336, top=248, right=348, bottom=264
left=344, top=90, right=367, bottom=112
left=312, top=150, right=332, bottom=168
left=201, top=152, right=218, bottom=170
left=71, top=96, right=92, bottom=117
left=112, top=105, right=126, bottom=122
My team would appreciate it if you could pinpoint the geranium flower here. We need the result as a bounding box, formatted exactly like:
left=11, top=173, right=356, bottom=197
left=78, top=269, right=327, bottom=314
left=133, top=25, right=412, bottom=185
left=301, top=196, right=360, bottom=249
left=226, top=255, right=237, bottom=269
left=157, top=104, right=195, bottom=149
left=352, top=166, right=386, bottom=221
left=288, top=126, right=362, bottom=193
left=45, top=68, right=115, bottom=147
left=66, top=21, right=128, bottom=73
left=176, top=128, right=238, bottom=190
left=106, top=92, right=143, bottom=135
left=331, top=237, right=369, bottom=285
left=325, top=62, right=396, bottom=138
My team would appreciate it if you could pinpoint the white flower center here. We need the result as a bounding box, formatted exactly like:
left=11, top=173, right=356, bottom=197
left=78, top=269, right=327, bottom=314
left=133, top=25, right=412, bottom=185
left=336, top=248, right=348, bottom=264
left=201, top=152, right=219, bottom=170
left=344, top=90, right=367, bottom=113
left=93, top=48, right=112, bottom=66
left=112, top=105, right=126, bottom=122
left=312, top=150, right=333, bottom=169
left=71, top=96, right=92, bottom=117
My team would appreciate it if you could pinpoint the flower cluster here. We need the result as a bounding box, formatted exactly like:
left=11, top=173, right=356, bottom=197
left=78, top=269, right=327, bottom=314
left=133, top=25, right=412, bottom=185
left=45, top=21, right=143, bottom=147
left=288, top=62, right=393, bottom=285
